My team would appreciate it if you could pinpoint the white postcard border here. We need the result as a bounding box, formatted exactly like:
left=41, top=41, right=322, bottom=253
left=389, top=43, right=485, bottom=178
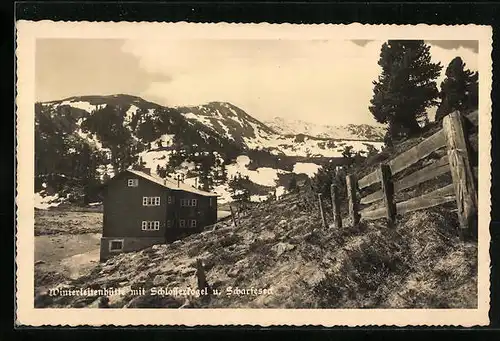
left=15, top=21, right=492, bottom=326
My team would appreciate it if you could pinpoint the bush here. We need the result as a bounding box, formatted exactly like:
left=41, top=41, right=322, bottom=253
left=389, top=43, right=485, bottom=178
left=311, top=163, right=348, bottom=209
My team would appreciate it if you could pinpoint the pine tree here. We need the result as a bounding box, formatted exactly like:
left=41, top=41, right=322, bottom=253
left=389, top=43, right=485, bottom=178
left=288, top=174, right=298, bottom=193
left=312, top=162, right=347, bottom=201
left=228, top=173, right=250, bottom=209
left=341, top=145, right=354, bottom=159
left=365, top=144, right=379, bottom=158
left=435, top=56, right=478, bottom=121
left=80, top=142, right=93, bottom=204
left=370, top=40, right=442, bottom=140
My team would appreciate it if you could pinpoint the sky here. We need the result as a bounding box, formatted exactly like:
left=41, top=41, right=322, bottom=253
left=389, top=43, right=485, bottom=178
left=35, top=39, right=478, bottom=126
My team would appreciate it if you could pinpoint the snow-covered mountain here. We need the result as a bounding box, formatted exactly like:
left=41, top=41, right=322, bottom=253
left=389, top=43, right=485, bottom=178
left=264, top=116, right=386, bottom=141
left=35, top=94, right=384, bottom=208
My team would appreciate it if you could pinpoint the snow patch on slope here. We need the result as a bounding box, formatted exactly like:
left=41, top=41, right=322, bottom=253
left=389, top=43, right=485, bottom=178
left=250, top=194, right=268, bottom=202
left=140, top=150, right=171, bottom=176
left=218, top=121, right=234, bottom=141
left=34, top=192, right=61, bottom=209
left=182, top=112, right=214, bottom=129
left=153, top=134, right=175, bottom=147
left=75, top=119, right=112, bottom=158
left=275, top=186, right=286, bottom=199
left=96, top=164, right=115, bottom=181
left=124, top=105, right=139, bottom=126
left=213, top=183, right=232, bottom=204
left=59, top=100, right=101, bottom=113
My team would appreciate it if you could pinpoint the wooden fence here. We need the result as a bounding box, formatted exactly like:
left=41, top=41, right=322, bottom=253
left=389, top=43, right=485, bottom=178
left=324, top=110, right=478, bottom=236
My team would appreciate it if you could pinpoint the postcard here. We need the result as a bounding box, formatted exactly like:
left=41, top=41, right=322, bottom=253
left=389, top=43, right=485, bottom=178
left=15, top=21, right=492, bottom=326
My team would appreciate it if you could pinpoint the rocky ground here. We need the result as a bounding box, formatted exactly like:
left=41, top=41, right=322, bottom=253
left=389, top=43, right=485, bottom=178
left=34, top=192, right=477, bottom=309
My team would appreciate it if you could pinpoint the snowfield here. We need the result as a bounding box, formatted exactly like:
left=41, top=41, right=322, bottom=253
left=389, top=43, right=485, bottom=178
left=258, top=136, right=384, bottom=158
left=265, top=116, right=386, bottom=140
left=242, top=120, right=383, bottom=157
left=227, top=155, right=286, bottom=187
left=293, top=162, right=322, bottom=177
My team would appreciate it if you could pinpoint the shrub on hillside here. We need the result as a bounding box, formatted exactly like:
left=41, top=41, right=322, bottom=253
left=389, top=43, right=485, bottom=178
left=311, top=162, right=348, bottom=212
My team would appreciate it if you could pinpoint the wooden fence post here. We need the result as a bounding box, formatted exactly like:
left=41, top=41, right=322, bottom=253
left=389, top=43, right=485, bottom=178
left=196, top=259, right=212, bottom=301
left=229, top=205, right=238, bottom=227
left=330, top=183, right=342, bottom=228
left=346, top=174, right=359, bottom=225
left=443, top=111, right=478, bottom=237
left=317, top=193, right=328, bottom=229
left=378, top=164, right=396, bottom=228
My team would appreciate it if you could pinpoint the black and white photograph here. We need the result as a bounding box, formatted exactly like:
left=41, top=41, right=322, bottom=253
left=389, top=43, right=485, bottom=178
left=15, top=22, right=492, bottom=326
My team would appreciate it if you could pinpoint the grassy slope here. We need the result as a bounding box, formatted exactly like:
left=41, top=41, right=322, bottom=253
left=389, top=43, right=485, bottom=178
left=35, top=192, right=476, bottom=309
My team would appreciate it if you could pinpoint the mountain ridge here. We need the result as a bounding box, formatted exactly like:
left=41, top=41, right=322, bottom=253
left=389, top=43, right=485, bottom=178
left=264, top=116, right=385, bottom=141
left=35, top=94, right=384, bottom=208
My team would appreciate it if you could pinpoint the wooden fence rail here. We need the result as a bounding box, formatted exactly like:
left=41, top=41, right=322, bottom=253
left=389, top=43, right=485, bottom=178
left=322, top=110, right=478, bottom=238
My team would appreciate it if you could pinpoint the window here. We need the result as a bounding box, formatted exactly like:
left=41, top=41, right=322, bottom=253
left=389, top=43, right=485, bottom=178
left=167, top=220, right=173, bottom=228
left=142, top=196, right=161, bottom=206
left=209, top=198, right=212, bottom=207
left=179, top=219, right=186, bottom=228
left=142, top=221, right=160, bottom=231
left=180, top=198, right=197, bottom=207
left=191, top=220, right=197, bottom=228
left=168, top=196, right=174, bottom=204
left=128, top=179, right=138, bottom=187
left=109, top=240, right=123, bottom=251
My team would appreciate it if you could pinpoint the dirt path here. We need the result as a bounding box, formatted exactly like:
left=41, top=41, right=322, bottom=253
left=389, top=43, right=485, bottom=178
left=217, top=210, right=231, bottom=220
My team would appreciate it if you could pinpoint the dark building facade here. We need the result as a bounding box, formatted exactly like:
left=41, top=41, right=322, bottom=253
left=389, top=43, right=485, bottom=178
left=100, top=169, right=218, bottom=261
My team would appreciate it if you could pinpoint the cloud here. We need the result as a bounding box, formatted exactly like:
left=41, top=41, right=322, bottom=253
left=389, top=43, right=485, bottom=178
left=36, top=39, right=479, bottom=127
left=351, top=40, right=374, bottom=47
left=35, top=39, right=168, bottom=102
left=121, top=39, right=388, bottom=126
left=426, top=40, right=479, bottom=53
left=429, top=43, right=479, bottom=81
left=427, top=43, right=478, bottom=121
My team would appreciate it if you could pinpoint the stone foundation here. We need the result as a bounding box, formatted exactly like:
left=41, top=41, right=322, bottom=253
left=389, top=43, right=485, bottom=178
left=100, top=236, right=166, bottom=262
